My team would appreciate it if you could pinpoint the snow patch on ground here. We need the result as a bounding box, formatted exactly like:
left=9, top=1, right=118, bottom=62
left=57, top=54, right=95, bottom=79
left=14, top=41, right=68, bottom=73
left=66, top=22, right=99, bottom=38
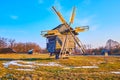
left=2, top=60, right=99, bottom=71
left=111, top=71, right=120, bottom=74
left=2, top=60, right=62, bottom=71
left=3, top=61, right=120, bottom=74
left=63, top=66, right=99, bottom=69
left=3, top=60, right=35, bottom=68
left=16, top=69, right=34, bottom=71
left=36, top=62, right=62, bottom=67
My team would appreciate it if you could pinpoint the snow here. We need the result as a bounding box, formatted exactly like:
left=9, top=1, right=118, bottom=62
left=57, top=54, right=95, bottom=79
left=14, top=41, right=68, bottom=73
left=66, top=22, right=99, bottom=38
left=2, top=60, right=62, bottom=71
left=16, top=69, right=34, bottom=71
left=111, top=71, right=120, bottom=74
left=63, top=66, right=99, bottom=69
left=2, top=60, right=99, bottom=71
left=3, top=61, right=120, bottom=74
left=3, top=60, right=34, bottom=68
left=36, top=62, right=62, bottom=67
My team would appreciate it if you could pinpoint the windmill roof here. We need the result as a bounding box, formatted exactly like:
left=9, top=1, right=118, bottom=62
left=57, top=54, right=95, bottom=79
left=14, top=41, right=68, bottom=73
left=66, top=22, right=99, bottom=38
left=52, top=24, right=65, bottom=30
left=52, top=24, right=78, bottom=35
left=52, top=24, right=74, bottom=30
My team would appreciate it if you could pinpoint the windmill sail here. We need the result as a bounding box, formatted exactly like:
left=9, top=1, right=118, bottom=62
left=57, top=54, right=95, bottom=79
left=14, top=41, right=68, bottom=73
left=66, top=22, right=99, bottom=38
left=52, top=6, right=86, bottom=54
left=69, top=7, right=76, bottom=24
left=52, top=6, right=66, bottom=24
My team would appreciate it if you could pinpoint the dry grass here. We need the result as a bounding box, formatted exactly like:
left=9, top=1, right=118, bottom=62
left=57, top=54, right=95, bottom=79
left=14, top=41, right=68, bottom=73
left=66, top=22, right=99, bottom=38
left=0, top=53, right=49, bottom=59
left=0, top=53, right=120, bottom=79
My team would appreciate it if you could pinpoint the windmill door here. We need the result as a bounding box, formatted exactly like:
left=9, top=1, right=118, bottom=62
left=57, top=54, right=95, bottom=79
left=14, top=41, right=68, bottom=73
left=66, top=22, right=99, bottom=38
left=47, top=36, right=56, bottom=53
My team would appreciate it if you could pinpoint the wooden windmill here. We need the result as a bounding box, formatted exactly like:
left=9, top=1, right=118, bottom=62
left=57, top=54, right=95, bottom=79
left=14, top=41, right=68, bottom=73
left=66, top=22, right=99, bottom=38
left=41, top=6, right=89, bottom=59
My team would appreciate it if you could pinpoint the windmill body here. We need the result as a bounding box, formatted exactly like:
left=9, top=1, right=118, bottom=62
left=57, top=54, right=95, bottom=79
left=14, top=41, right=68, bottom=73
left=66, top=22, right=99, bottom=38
left=41, top=6, right=89, bottom=59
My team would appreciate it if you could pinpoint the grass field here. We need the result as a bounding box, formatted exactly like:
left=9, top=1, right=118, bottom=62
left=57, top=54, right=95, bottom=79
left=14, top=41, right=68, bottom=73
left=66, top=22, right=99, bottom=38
left=0, top=53, right=120, bottom=80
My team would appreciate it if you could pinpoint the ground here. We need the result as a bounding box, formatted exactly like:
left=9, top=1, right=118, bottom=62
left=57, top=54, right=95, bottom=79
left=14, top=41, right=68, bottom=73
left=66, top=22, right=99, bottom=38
left=0, top=53, right=120, bottom=80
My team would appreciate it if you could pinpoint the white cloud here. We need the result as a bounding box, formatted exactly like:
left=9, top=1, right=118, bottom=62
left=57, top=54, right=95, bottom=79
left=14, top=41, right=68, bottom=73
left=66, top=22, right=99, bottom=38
left=10, top=15, right=18, bottom=20
left=0, top=29, right=26, bottom=33
left=74, top=17, right=90, bottom=28
left=38, top=0, right=43, bottom=4
left=90, top=25, right=99, bottom=31
left=76, top=18, right=89, bottom=25
left=74, top=16, right=99, bottom=31
left=83, top=0, right=91, bottom=5
left=53, top=0, right=62, bottom=10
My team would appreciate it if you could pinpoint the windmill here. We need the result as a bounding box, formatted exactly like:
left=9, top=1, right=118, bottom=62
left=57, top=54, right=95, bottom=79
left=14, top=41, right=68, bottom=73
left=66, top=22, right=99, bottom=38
left=41, top=6, right=89, bottom=59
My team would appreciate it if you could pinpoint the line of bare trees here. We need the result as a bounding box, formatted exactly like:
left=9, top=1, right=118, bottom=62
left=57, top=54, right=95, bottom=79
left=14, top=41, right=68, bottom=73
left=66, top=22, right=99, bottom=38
left=0, top=36, right=41, bottom=53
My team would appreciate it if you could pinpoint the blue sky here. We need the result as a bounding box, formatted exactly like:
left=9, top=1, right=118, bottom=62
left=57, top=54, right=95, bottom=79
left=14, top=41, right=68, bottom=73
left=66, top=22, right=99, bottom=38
left=0, top=0, right=120, bottom=48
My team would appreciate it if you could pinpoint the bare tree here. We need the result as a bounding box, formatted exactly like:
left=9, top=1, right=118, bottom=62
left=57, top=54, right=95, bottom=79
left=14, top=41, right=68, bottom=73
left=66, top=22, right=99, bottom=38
left=9, top=39, right=15, bottom=48
left=0, top=37, right=8, bottom=48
